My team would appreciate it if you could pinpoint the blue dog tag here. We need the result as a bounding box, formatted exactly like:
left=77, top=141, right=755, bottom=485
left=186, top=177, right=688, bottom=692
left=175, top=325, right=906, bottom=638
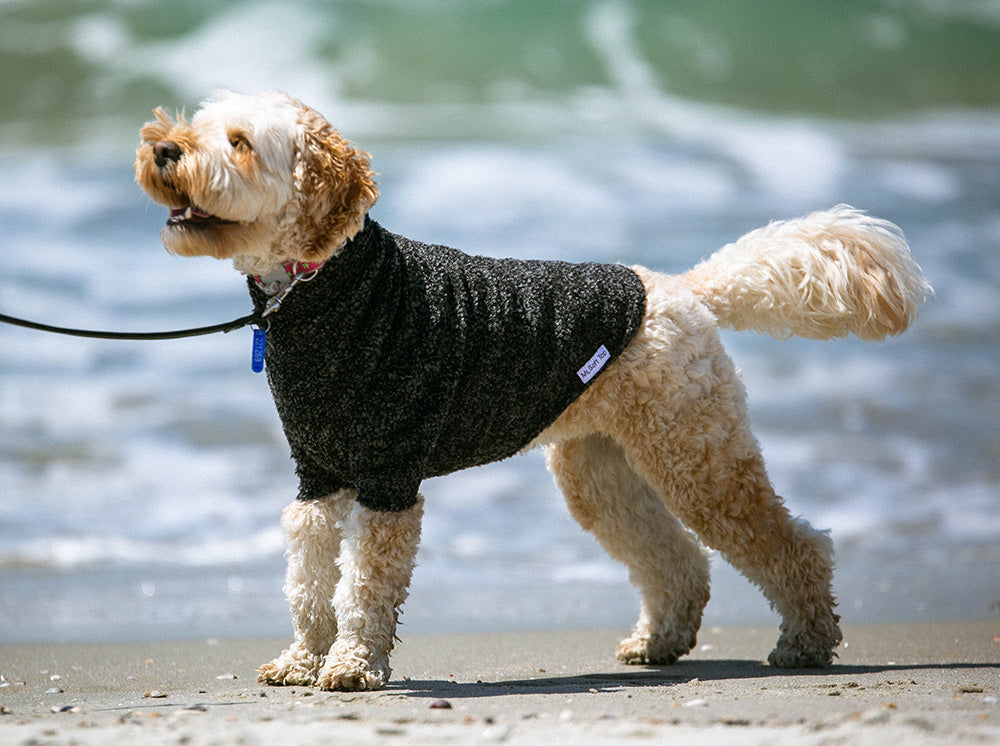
left=251, top=327, right=266, bottom=373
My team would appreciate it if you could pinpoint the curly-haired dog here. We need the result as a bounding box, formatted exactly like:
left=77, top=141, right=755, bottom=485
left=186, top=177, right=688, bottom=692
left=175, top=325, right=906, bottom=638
left=135, top=90, right=930, bottom=691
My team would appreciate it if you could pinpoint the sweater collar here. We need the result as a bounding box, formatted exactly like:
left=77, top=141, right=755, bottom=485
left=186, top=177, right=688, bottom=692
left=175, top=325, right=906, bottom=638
left=246, top=217, right=383, bottom=321
left=250, top=215, right=378, bottom=296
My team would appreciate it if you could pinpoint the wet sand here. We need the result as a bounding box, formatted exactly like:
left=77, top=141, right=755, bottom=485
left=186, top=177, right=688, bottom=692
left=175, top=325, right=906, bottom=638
left=1, top=621, right=998, bottom=744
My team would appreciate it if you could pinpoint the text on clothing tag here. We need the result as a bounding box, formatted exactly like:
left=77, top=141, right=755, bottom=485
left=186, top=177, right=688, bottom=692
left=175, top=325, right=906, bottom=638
left=577, top=344, right=610, bottom=384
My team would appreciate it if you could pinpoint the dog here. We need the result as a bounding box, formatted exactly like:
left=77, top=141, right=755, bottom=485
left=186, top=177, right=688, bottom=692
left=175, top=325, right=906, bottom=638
left=135, top=90, right=930, bottom=691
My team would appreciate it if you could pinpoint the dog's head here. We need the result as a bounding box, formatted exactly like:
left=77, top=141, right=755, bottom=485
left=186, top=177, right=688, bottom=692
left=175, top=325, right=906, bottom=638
left=135, top=90, right=378, bottom=275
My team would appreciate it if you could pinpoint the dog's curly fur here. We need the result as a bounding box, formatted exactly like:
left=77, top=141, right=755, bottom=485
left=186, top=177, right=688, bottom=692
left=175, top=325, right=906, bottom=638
left=136, top=90, right=931, bottom=691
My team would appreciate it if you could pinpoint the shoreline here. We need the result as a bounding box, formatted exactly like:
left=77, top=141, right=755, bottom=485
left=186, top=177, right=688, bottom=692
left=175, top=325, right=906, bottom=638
left=1, top=621, right=998, bottom=744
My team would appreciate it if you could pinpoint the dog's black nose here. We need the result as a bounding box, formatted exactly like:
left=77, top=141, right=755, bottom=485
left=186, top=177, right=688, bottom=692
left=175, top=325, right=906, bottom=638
left=153, top=140, right=182, bottom=167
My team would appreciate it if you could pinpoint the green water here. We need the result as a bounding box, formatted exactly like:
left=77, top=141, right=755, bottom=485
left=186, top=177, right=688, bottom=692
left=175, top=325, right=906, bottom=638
left=1, top=0, right=998, bottom=148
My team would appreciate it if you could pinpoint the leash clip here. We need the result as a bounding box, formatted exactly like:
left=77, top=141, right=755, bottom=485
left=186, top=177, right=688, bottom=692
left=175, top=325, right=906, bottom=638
left=261, top=268, right=319, bottom=318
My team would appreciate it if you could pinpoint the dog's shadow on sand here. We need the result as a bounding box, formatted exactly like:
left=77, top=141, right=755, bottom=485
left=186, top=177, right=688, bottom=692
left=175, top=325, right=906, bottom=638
left=390, top=659, right=1000, bottom=700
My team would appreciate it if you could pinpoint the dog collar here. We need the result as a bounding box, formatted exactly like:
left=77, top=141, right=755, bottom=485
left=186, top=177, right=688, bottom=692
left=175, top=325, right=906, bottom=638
left=253, top=260, right=326, bottom=296
left=254, top=261, right=326, bottom=320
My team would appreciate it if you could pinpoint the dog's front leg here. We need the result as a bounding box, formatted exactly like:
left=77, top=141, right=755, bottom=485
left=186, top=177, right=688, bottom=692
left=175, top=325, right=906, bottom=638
left=258, top=495, right=349, bottom=686
left=317, top=497, right=423, bottom=691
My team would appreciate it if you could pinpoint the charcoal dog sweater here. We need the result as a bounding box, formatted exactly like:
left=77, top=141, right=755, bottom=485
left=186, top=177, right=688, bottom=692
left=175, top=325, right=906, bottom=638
left=248, top=218, right=647, bottom=512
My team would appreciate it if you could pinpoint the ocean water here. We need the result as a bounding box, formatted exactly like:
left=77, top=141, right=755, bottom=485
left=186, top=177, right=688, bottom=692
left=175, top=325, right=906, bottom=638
left=1, top=0, right=998, bottom=644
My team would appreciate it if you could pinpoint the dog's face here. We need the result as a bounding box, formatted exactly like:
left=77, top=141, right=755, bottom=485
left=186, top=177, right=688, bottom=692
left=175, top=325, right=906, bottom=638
left=135, top=90, right=378, bottom=274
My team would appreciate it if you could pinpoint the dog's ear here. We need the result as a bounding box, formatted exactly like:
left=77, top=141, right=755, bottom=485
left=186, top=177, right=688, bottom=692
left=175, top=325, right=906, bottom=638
left=284, top=105, right=378, bottom=262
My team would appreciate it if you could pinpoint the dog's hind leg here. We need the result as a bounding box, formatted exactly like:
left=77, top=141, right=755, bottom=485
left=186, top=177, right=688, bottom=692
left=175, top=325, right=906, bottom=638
left=546, top=434, right=710, bottom=665
left=258, top=495, right=348, bottom=686
left=615, top=388, right=842, bottom=668
left=317, top=498, right=423, bottom=691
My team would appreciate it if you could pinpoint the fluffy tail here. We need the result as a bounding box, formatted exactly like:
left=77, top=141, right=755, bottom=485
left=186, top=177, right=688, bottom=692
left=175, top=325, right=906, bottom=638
left=682, top=206, right=932, bottom=341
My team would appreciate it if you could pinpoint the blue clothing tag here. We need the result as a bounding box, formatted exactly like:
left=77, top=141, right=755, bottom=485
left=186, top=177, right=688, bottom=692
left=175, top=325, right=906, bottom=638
left=251, top=327, right=266, bottom=373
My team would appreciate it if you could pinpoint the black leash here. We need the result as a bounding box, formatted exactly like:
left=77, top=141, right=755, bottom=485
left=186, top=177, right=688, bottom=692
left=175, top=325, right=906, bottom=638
left=0, top=310, right=260, bottom=340
left=1, top=268, right=313, bottom=372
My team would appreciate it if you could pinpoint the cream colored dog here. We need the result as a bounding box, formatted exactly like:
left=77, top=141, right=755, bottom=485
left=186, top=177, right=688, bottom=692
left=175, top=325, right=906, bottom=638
left=135, top=90, right=930, bottom=691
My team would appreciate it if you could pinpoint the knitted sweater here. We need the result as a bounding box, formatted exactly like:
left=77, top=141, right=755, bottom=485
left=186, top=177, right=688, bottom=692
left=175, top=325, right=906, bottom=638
left=248, top=218, right=647, bottom=512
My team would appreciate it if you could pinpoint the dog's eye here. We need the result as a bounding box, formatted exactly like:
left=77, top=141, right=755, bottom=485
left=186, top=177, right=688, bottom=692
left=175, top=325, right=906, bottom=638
left=228, top=132, right=252, bottom=152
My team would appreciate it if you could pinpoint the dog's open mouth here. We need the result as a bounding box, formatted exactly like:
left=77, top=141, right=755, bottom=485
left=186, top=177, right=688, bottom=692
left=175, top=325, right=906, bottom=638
left=167, top=206, right=237, bottom=227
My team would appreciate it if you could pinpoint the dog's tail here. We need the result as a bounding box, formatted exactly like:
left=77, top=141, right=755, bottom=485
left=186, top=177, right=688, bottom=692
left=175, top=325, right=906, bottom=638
left=681, top=205, right=932, bottom=341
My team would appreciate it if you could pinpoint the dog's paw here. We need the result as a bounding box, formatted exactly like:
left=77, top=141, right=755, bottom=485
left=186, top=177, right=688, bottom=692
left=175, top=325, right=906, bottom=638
left=767, top=641, right=837, bottom=668
left=615, top=628, right=697, bottom=665
left=316, top=655, right=390, bottom=691
left=768, top=619, right=842, bottom=668
left=257, top=647, right=324, bottom=686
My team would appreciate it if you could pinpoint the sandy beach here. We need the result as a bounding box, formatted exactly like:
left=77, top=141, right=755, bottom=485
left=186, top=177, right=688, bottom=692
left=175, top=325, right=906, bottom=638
left=1, top=621, right=997, bottom=744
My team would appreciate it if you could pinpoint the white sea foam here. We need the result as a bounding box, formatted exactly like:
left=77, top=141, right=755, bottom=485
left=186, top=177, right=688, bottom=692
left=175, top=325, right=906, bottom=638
left=550, top=561, right=628, bottom=586
left=115, top=1, right=341, bottom=112
left=0, top=526, right=283, bottom=571
left=582, top=0, right=846, bottom=202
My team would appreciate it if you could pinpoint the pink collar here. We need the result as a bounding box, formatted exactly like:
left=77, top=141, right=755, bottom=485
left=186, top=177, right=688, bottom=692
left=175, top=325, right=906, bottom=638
left=253, top=260, right=326, bottom=295
left=282, top=260, right=325, bottom=275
